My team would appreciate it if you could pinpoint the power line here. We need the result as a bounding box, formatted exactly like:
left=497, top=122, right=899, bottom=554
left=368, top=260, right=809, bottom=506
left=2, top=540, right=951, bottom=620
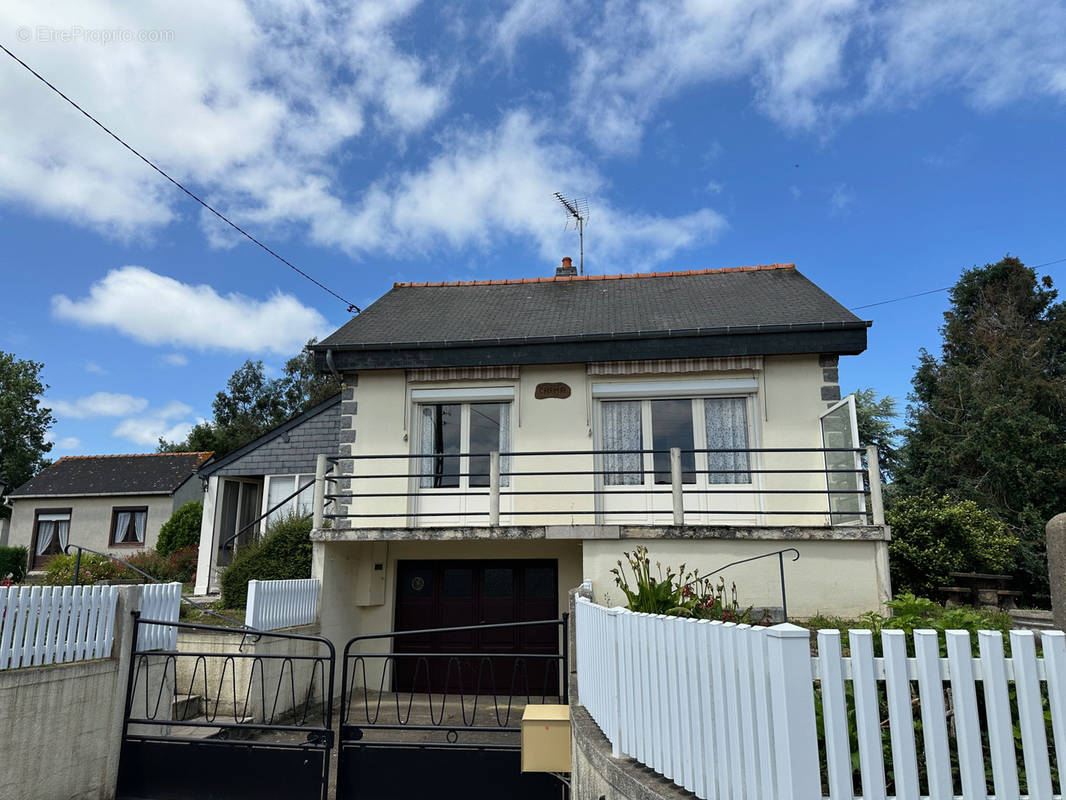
left=851, top=256, right=1066, bottom=311
left=0, top=42, right=361, bottom=314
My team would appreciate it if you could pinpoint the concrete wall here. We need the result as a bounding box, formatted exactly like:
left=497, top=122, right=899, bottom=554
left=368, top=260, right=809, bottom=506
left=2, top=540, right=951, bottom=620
left=7, top=494, right=180, bottom=567
left=338, top=356, right=842, bottom=528
left=174, top=624, right=326, bottom=722
left=582, top=531, right=891, bottom=618
left=0, top=585, right=149, bottom=800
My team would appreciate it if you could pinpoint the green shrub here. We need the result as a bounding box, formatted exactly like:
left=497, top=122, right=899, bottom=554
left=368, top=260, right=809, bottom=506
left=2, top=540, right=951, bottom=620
left=44, top=553, right=127, bottom=585
left=157, top=500, right=203, bottom=556
left=125, top=545, right=198, bottom=584
left=219, top=514, right=313, bottom=608
left=0, top=546, right=28, bottom=582
left=887, top=493, right=1018, bottom=597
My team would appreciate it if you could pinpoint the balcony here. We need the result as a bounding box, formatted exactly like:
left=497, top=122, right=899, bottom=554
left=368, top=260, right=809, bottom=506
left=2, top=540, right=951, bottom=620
left=312, top=445, right=885, bottom=534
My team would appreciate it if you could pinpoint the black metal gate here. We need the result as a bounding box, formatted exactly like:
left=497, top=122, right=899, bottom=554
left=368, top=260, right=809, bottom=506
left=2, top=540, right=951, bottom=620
left=337, top=618, right=570, bottom=800
left=116, top=613, right=335, bottom=800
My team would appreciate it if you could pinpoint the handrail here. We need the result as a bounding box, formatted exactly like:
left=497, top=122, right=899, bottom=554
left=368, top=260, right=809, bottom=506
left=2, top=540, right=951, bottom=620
left=681, top=547, right=801, bottom=621
left=63, top=543, right=250, bottom=630
left=329, top=447, right=865, bottom=460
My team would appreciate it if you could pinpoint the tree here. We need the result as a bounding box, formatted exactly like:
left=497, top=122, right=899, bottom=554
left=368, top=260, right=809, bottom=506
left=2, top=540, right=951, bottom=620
left=897, top=256, right=1066, bottom=601
left=0, top=351, right=54, bottom=515
left=853, top=387, right=902, bottom=483
left=160, top=341, right=340, bottom=458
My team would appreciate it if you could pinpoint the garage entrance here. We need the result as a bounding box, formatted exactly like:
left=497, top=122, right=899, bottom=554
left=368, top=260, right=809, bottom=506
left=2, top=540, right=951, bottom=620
left=393, top=559, right=559, bottom=693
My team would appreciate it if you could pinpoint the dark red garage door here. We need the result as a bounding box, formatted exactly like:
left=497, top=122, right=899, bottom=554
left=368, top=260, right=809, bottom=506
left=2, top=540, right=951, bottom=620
left=393, top=559, right=560, bottom=695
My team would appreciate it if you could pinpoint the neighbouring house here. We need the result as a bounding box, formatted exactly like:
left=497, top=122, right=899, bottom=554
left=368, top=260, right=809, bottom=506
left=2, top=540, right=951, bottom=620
left=5, top=452, right=212, bottom=571
left=306, top=260, right=890, bottom=662
left=193, top=394, right=341, bottom=595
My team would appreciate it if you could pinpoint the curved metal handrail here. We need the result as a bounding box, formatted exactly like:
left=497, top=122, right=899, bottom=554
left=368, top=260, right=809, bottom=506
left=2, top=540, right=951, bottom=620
left=680, top=547, right=801, bottom=621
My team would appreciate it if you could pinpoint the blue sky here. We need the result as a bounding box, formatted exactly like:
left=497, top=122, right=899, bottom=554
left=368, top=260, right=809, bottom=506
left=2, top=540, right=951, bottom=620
left=1, top=0, right=1064, bottom=458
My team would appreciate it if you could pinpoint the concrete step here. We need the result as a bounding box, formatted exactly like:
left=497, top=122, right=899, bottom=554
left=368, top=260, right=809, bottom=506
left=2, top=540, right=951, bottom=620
left=171, top=693, right=205, bottom=720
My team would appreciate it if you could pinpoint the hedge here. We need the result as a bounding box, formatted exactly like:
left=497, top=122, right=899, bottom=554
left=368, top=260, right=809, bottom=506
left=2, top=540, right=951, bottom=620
left=157, top=500, right=204, bottom=556
left=0, top=546, right=28, bottom=582
left=219, top=514, right=313, bottom=608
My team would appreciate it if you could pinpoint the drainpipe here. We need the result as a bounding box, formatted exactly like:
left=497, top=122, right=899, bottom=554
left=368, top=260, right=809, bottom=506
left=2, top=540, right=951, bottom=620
left=325, top=348, right=342, bottom=383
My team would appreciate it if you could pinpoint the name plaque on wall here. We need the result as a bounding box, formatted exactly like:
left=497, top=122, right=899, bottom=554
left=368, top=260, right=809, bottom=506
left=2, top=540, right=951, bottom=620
left=534, top=382, right=571, bottom=399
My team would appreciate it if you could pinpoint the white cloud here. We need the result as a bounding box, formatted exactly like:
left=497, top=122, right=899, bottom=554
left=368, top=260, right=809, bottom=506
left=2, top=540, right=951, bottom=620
left=45, top=434, right=81, bottom=451
left=0, top=0, right=448, bottom=235
left=84, top=361, right=106, bottom=374
left=112, top=401, right=197, bottom=446
left=52, top=266, right=331, bottom=355
left=310, top=110, right=726, bottom=267
left=112, top=418, right=195, bottom=447
left=162, top=353, right=188, bottom=367
left=830, top=183, right=854, bottom=215
left=491, top=0, right=1066, bottom=153
left=49, top=391, right=148, bottom=419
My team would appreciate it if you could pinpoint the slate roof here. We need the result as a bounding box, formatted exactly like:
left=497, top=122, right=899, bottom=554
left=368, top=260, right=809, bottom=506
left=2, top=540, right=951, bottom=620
left=10, top=452, right=213, bottom=498
left=317, top=264, right=866, bottom=349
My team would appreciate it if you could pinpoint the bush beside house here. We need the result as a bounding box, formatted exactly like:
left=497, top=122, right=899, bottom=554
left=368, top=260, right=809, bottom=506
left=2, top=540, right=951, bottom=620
left=219, top=514, right=313, bottom=608
left=157, top=500, right=203, bottom=556
left=0, top=546, right=28, bottom=582
left=886, top=493, right=1018, bottom=597
left=43, top=545, right=199, bottom=585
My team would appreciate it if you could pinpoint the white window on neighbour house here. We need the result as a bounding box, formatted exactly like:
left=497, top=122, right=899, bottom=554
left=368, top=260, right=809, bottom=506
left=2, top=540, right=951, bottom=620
left=264, top=474, right=316, bottom=525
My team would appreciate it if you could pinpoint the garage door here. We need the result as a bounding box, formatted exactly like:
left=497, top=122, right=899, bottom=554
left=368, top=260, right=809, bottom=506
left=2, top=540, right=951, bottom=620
left=393, top=559, right=559, bottom=695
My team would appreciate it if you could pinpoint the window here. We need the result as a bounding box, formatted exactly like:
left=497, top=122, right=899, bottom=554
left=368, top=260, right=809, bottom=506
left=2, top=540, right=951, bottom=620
left=110, top=507, right=148, bottom=546
left=418, top=401, right=512, bottom=489
left=265, top=474, right=315, bottom=525
left=601, top=396, right=751, bottom=486
left=33, top=510, right=71, bottom=566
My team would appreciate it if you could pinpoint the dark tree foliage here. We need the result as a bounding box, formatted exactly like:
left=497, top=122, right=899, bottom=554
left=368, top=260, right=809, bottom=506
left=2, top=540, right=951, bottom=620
left=897, top=256, right=1066, bottom=602
left=853, top=387, right=902, bottom=483
left=160, top=340, right=339, bottom=458
left=0, top=351, right=54, bottom=514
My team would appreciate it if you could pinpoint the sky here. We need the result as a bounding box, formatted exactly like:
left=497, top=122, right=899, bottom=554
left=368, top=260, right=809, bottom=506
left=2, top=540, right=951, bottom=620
left=0, top=0, right=1064, bottom=458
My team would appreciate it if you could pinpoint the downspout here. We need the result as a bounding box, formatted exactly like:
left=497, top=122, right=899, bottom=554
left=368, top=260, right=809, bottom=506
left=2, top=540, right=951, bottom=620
left=325, top=348, right=342, bottom=383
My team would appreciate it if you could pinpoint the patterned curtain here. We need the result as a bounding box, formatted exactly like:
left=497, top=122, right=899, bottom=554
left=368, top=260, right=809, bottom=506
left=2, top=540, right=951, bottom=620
left=419, top=406, right=437, bottom=489
left=602, top=401, right=643, bottom=485
left=498, top=403, right=512, bottom=488
left=705, top=398, right=750, bottom=484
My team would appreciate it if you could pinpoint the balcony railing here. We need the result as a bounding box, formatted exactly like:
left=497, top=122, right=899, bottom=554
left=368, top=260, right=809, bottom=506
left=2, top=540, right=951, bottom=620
left=309, top=446, right=885, bottom=529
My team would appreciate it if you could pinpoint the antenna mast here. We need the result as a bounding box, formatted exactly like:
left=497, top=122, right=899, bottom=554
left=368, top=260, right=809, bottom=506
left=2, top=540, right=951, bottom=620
left=554, top=192, right=589, bottom=274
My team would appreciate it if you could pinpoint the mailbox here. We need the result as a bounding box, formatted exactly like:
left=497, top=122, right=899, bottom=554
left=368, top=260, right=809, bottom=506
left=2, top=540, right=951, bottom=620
left=521, top=704, right=571, bottom=773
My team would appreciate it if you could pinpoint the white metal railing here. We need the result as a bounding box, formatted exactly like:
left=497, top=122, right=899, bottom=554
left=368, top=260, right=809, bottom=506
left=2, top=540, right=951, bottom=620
left=138, top=582, right=182, bottom=650
left=0, top=584, right=119, bottom=670
left=245, top=578, right=319, bottom=631
left=576, top=597, right=1066, bottom=800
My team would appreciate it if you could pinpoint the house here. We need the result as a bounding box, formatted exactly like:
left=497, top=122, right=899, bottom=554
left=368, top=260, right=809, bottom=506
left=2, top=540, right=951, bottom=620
left=305, top=260, right=890, bottom=659
left=192, top=394, right=341, bottom=595
left=5, top=452, right=211, bottom=571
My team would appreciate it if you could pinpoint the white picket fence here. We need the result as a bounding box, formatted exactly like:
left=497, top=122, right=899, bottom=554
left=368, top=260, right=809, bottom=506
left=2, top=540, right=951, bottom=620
left=245, top=578, right=319, bottom=631
left=138, top=582, right=182, bottom=651
left=576, top=597, right=1066, bottom=800
left=0, top=584, right=119, bottom=669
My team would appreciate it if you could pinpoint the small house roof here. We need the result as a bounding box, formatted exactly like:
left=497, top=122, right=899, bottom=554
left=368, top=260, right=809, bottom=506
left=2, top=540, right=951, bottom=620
left=9, top=452, right=213, bottom=498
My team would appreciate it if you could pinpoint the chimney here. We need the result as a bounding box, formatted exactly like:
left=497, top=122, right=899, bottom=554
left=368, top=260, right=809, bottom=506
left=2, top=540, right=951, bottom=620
left=556, top=257, right=578, bottom=277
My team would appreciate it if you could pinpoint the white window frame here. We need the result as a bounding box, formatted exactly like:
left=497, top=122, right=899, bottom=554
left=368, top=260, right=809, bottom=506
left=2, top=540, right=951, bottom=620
left=412, top=400, right=514, bottom=493
left=262, top=473, right=316, bottom=526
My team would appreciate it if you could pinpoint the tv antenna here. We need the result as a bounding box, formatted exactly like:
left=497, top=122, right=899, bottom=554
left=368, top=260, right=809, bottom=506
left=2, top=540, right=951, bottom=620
left=554, top=193, right=589, bottom=274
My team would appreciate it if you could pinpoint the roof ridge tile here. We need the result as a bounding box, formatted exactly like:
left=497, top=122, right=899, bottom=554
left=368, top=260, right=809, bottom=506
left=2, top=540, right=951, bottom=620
left=393, top=263, right=795, bottom=288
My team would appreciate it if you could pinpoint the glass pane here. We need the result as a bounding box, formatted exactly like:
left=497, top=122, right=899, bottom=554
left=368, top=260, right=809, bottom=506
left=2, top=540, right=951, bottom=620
left=421, top=404, right=460, bottom=488
left=601, top=401, right=643, bottom=485
left=821, top=398, right=864, bottom=523
left=443, top=567, right=473, bottom=598
left=219, top=481, right=240, bottom=552
left=295, top=475, right=315, bottom=516
left=484, top=567, right=515, bottom=598
left=267, top=476, right=296, bottom=523
left=705, top=398, right=750, bottom=484
left=237, top=483, right=260, bottom=544
left=651, top=399, right=695, bottom=484
left=469, top=403, right=505, bottom=487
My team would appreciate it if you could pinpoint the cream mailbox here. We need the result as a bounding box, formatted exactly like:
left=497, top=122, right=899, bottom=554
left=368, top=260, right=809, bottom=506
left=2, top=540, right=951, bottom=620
left=521, top=704, right=572, bottom=773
